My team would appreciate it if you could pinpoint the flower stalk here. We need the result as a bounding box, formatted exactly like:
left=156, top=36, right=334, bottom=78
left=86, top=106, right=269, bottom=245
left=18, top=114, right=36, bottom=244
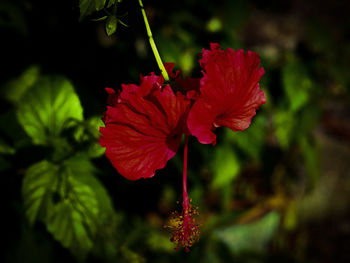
left=138, top=0, right=169, bottom=82
left=167, top=135, right=200, bottom=252
left=182, top=134, right=189, bottom=210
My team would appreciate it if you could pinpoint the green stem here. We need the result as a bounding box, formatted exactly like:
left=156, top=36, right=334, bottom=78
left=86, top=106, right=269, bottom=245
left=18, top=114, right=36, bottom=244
left=138, top=0, right=169, bottom=82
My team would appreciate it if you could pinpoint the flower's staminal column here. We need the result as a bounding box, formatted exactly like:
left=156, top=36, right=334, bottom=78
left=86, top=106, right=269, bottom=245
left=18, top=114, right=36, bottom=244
left=182, top=135, right=189, bottom=214
left=167, top=135, right=200, bottom=252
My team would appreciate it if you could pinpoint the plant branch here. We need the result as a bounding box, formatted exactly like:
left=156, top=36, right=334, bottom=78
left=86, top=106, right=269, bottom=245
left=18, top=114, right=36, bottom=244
left=138, top=0, right=169, bottom=81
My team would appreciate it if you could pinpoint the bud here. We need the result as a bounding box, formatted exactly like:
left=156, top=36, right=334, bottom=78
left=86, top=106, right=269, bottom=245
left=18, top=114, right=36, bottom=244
left=106, top=15, right=118, bottom=36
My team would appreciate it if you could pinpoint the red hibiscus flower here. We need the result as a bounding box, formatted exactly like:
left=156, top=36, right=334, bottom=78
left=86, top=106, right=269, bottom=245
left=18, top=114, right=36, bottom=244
left=187, top=43, right=266, bottom=145
left=100, top=73, right=191, bottom=180
left=100, top=43, right=265, bottom=252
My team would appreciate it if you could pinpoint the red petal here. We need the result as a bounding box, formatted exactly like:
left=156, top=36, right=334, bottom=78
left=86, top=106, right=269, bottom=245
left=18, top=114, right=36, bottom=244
left=100, top=75, right=190, bottom=180
left=187, top=100, right=217, bottom=144
left=176, top=77, right=201, bottom=100
left=164, top=62, right=200, bottom=99
left=121, top=73, right=163, bottom=99
left=105, top=87, right=119, bottom=106
left=188, top=44, right=266, bottom=145
left=165, top=62, right=181, bottom=79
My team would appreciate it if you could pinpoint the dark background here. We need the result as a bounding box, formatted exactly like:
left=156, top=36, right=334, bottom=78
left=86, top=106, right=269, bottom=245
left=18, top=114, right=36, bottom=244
left=1, top=0, right=350, bottom=262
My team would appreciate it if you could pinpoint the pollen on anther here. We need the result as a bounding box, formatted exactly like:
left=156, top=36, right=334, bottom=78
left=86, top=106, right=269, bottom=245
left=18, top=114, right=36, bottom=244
left=165, top=200, right=201, bottom=252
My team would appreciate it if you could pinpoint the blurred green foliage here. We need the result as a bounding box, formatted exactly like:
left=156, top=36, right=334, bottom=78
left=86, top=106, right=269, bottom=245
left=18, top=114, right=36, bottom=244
left=1, top=0, right=350, bottom=263
left=215, top=212, right=280, bottom=254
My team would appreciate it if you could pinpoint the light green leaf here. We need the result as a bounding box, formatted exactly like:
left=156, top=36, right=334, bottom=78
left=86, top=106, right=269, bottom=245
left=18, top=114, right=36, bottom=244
left=46, top=172, right=99, bottom=260
left=106, top=15, right=118, bottom=36
left=65, top=155, right=113, bottom=214
left=2, top=65, right=40, bottom=104
left=71, top=117, right=105, bottom=158
left=22, top=160, right=59, bottom=225
left=211, top=145, right=241, bottom=188
left=87, top=141, right=105, bottom=158
left=118, top=19, right=128, bottom=28
left=215, top=212, right=280, bottom=254
left=22, top=156, right=114, bottom=260
left=46, top=200, right=95, bottom=260
left=282, top=55, right=313, bottom=112
left=17, top=76, right=83, bottom=146
left=79, top=0, right=112, bottom=21
left=91, top=15, right=108, bottom=21
left=87, top=117, right=105, bottom=158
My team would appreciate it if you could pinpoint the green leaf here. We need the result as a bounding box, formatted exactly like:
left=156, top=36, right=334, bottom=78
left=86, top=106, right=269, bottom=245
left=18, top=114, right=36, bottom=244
left=86, top=117, right=105, bottom=158
left=46, top=176, right=98, bottom=261
left=2, top=65, right=40, bottom=104
left=282, top=55, right=313, bottom=112
left=87, top=141, right=105, bottom=158
left=211, top=145, right=241, bottom=188
left=106, top=15, right=118, bottom=36
left=46, top=200, right=94, bottom=260
left=0, top=137, right=15, bottom=154
left=91, top=15, right=108, bottom=21
left=64, top=155, right=113, bottom=214
left=22, top=156, right=114, bottom=260
left=79, top=0, right=110, bottom=21
left=215, top=212, right=280, bottom=254
left=118, top=19, right=129, bottom=28
left=71, top=117, right=105, bottom=158
left=0, top=110, right=31, bottom=150
left=108, top=0, right=118, bottom=8
left=22, top=160, right=59, bottom=225
left=17, top=76, right=83, bottom=146
left=274, top=110, right=295, bottom=149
